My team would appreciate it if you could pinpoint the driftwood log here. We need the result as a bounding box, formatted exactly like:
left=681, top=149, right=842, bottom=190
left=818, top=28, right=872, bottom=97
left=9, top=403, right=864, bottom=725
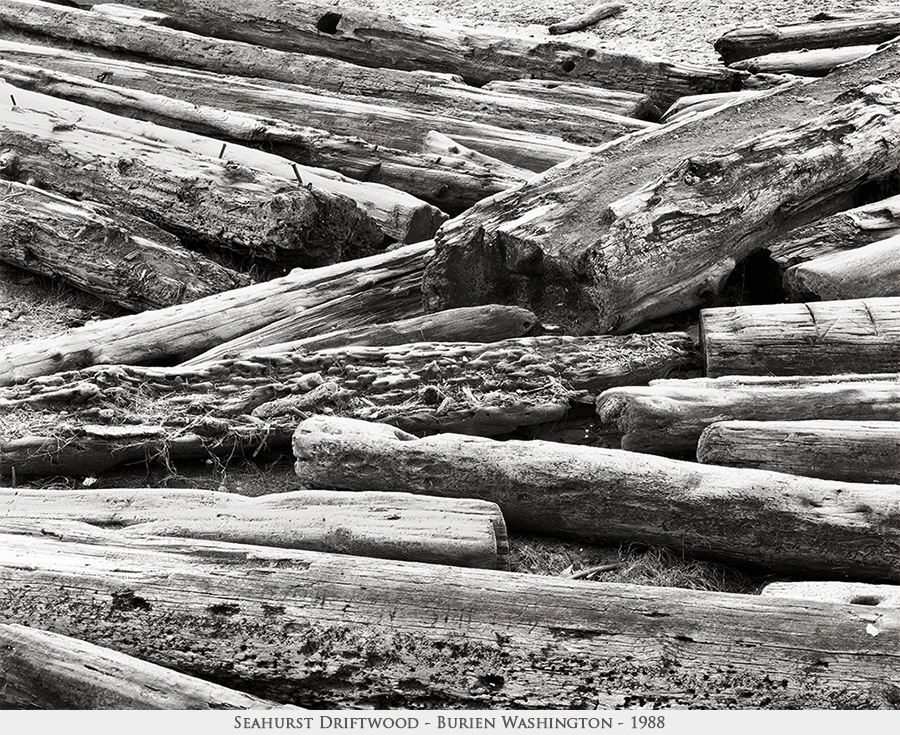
left=696, top=420, right=900, bottom=484
left=423, top=41, right=900, bottom=334
left=660, top=91, right=761, bottom=123
left=0, top=333, right=699, bottom=475
left=728, top=46, right=878, bottom=77
left=0, top=241, right=431, bottom=386
left=0, top=487, right=508, bottom=569
left=548, top=2, right=626, bottom=35
left=292, top=415, right=900, bottom=582
left=699, top=297, right=900, bottom=377
left=0, top=180, right=249, bottom=311
left=783, top=234, right=900, bottom=301
left=761, top=581, right=900, bottom=608
left=183, top=305, right=538, bottom=365
left=0, top=623, right=290, bottom=710
left=0, top=81, right=385, bottom=265
left=0, top=522, right=897, bottom=708
left=597, top=373, right=900, bottom=456
left=65, top=0, right=741, bottom=108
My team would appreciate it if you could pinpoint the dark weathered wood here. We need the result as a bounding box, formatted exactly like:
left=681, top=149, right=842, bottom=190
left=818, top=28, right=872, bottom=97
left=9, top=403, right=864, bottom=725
left=0, top=80, right=385, bottom=265
left=65, top=0, right=740, bottom=108
left=697, top=419, right=900, bottom=484
left=0, top=522, right=897, bottom=708
left=700, top=297, right=900, bottom=377
left=597, top=373, right=900, bottom=456
left=761, top=581, right=900, bottom=607
left=0, top=487, right=508, bottom=569
left=0, top=241, right=431, bottom=386
left=423, top=41, right=900, bottom=335
left=715, top=17, right=900, bottom=65
left=729, top=46, right=878, bottom=77
left=0, top=333, right=699, bottom=475
left=183, top=305, right=539, bottom=365
left=0, top=180, right=249, bottom=311
left=292, top=415, right=900, bottom=582
left=765, top=193, right=900, bottom=271
left=548, top=2, right=626, bottom=34
left=783, top=234, right=900, bottom=301
left=0, top=623, right=290, bottom=710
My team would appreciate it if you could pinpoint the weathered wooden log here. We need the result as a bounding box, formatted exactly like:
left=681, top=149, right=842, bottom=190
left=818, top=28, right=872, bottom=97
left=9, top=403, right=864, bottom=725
left=423, top=41, right=900, bottom=335
left=292, top=415, right=900, bottom=582
left=728, top=46, right=879, bottom=77
left=420, top=132, right=531, bottom=186
left=0, top=487, right=508, bottom=569
left=660, top=91, right=761, bottom=123
left=0, top=522, right=897, bottom=708
left=91, top=2, right=171, bottom=24
left=597, top=373, right=900, bottom=456
left=0, top=623, right=290, bottom=710
left=480, top=79, right=661, bottom=122
left=761, top=581, right=900, bottom=607
left=699, top=297, right=900, bottom=377
left=183, top=305, right=539, bottom=365
left=0, top=81, right=385, bottom=265
left=0, top=333, right=699, bottom=475
left=715, top=17, right=900, bottom=65
left=783, top=234, right=900, bottom=301
left=696, top=419, right=900, bottom=484
left=549, top=2, right=626, bottom=35
left=0, top=180, right=249, bottom=311
left=0, top=241, right=431, bottom=386
left=765, top=193, right=900, bottom=271
left=64, top=0, right=741, bottom=109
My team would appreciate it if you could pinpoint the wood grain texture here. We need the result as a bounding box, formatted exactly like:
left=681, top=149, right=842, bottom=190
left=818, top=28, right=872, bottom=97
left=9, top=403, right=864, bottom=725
left=761, top=581, right=900, bottom=607
left=728, top=46, right=878, bottom=76
left=0, top=522, right=897, bottom=708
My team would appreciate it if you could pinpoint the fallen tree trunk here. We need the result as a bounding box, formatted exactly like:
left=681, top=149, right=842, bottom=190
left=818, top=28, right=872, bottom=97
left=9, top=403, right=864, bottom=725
left=0, top=487, right=508, bottom=569
left=728, top=46, right=879, bottom=77
left=0, top=522, right=897, bottom=708
left=0, top=241, right=431, bottom=386
left=696, top=419, right=900, bottom=484
left=764, top=193, right=900, bottom=271
left=549, top=2, right=626, bottom=35
left=423, top=41, right=900, bottom=335
left=62, top=0, right=741, bottom=108
left=783, top=234, right=900, bottom=300
left=0, top=333, right=698, bottom=474
left=715, top=17, right=900, bottom=65
left=699, top=297, right=900, bottom=377
left=761, top=581, right=900, bottom=607
left=292, top=415, right=900, bottom=582
left=0, top=623, right=289, bottom=710
left=0, top=81, right=385, bottom=266
left=183, top=305, right=539, bottom=365
left=0, top=180, right=249, bottom=311
left=596, top=373, right=900, bottom=456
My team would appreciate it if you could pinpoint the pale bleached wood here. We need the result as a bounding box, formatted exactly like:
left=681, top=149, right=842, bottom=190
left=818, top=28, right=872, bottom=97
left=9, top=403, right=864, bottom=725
left=0, top=521, right=897, bottom=708
left=761, top=581, right=900, bottom=607
left=0, top=241, right=431, bottom=386
left=548, top=2, right=626, bottom=35
left=783, top=233, right=900, bottom=301
left=700, top=297, right=900, bottom=377
left=660, top=91, right=761, bottom=123
left=421, top=132, right=532, bottom=186
left=597, top=373, right=900, bottom=456
left=0, top=487, right=508, bottom=569
left=424, top=42, right=900, bottom=335
left=0, top=180, right=249, bottom=311
left=292, top=415, right=900, bottom=582
left=0, top=623, right=291, bottom=710
left=697, top=420, right=900, bottom=484
left=729, top=45, right=879, bottom=77
left=91, top=2, right=171, bottom=24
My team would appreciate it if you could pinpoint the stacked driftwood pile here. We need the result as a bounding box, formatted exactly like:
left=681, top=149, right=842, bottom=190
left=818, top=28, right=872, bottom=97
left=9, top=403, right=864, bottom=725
left=1, top=0, right=900, bottom=711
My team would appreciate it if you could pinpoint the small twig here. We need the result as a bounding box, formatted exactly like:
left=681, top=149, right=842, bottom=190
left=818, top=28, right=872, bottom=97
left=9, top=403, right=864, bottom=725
left=10, top=94, right=17, bottom=108
left=569, top=562, right=621, bottom=579
left=291, top=163, right=303, bottom=185
left=218, top=143, right=227, bottom=159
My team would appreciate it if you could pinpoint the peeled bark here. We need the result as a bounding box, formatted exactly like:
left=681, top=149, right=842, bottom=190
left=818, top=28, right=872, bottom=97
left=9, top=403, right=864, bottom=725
left=0, top=487, right=509, bottom=569
left=0, top=623, right=289, bottom=710
left=700, top=297, right=900, bottom=377
left=424, top=42, right=900, bottom=335
left=183, top=305, right=539, bottom=365
left=697, top=420, right=900, bottom=484
left=64, top=0, right=741, bottom=108
left=597, top=373, right=900, bottom=456
left=783, top=234, right=900, bottom=301
left=0, top=180, right=249, bottom=311
left=0, top=80, right=384, bottom=266
left=0, top=241, right=431, bottom=386
left=715, top=17, right=900, bottom=65
left=729, top=46, right=879, bottom=77
left=761, top=581, right=900, bottom=608
left=0, top=522, right=897, bottom=708
left=548, top=2, right=626, bottom=35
